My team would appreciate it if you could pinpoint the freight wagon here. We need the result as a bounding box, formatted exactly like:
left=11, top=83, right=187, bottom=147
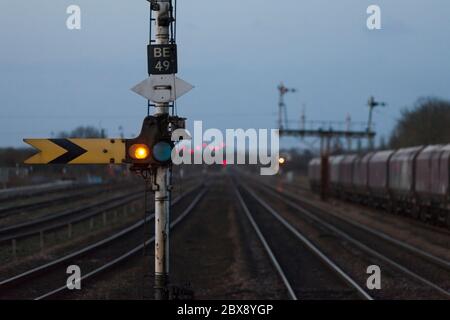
left=308, top=144, right=450, bottom=227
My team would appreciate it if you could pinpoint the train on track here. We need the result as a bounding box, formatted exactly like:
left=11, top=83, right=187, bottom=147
left=308, top=145, right=450, bottom=227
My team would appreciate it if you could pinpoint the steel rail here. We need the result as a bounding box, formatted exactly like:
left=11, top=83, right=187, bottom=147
left=254, top=181, right=450, bottom=298
left=233, top=183, right=298, bottom=300
left=0, top=190, right=143, bottom=243
left=278, top=177, right=450, bottom=235
left=0, top=183, right=131, bottom=218
left=238, top=182, right=373, bottom=300
left=0, top=181, right=78, bottom=202
left=35, top=188, right=207, bottom=300
left=0, top=178, right=200, bottom=240
left=0, top=184, right=204, bottom=292
left=260, top=180, right=450, bottom=271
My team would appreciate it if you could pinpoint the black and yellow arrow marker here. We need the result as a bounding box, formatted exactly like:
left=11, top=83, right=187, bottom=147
left=24, top=139, right=126, bottom=165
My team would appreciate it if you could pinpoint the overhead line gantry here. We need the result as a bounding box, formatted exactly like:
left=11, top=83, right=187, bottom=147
left=277, top=83, right=380, bottom=200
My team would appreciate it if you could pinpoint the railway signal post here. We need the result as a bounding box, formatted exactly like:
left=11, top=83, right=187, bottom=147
left=125, top=0, right=194, bottom=300
left=23, top=0, right=193, bottom=300
left=148, top=0, right=174, bottom=300
left=278, top=83, right=297, bottom=131
left=367, top=96, right=386, bottom=150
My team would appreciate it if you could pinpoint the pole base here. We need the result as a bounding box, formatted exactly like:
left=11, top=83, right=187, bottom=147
left=168, top=284, right=195, bottom=300
left=154, top=273, right=169, bottom=300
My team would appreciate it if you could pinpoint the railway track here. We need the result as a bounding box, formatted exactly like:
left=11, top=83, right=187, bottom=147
left=0, top=184, right=207, bottom=300
left=276, top=183, right=450, bottom=264
left=233, top=179, right=372, bottom=300
left=246, top=168, right=450, bottom=237
left=0, top=178, right=201, bottom=261
left=0, top=181, right=76, bottom=202
left=245, top=177, right=450, bottom=299
left=280, top=178, right=450, bottom=234
left=0, top=188, right=143, bottom=243
left=274, top=171, right=450, bottom=232
left=0, top=182, right=136, bottom=219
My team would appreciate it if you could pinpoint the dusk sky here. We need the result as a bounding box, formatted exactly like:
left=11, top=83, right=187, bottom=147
left=1, top=0, right=449, bottom=148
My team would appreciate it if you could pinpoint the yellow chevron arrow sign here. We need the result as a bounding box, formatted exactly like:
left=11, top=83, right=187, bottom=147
left=24, top=139, right=126, bottom=165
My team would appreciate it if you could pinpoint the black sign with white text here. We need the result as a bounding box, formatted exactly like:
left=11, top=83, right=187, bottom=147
left=148, top=44, right=178, bottom=75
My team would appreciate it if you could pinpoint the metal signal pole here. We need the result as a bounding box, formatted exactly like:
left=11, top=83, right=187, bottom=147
left=367, top=96, right=386, bottom=150
left=131, top=1, right=191, bottom=299
left=153, top=0, right=171, bottom=301
left=277, top=83, right=296, bottom=130
left=131, top=0, right=192, bottom=300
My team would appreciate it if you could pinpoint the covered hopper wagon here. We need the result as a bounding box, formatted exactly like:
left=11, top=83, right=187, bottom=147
left=308, top=145, right=450, bottom=227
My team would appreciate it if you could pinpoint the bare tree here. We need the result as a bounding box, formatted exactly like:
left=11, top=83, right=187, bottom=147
left=57, top=126, right=107, bottom=139
left=389, top=97, right=450, bottom=148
